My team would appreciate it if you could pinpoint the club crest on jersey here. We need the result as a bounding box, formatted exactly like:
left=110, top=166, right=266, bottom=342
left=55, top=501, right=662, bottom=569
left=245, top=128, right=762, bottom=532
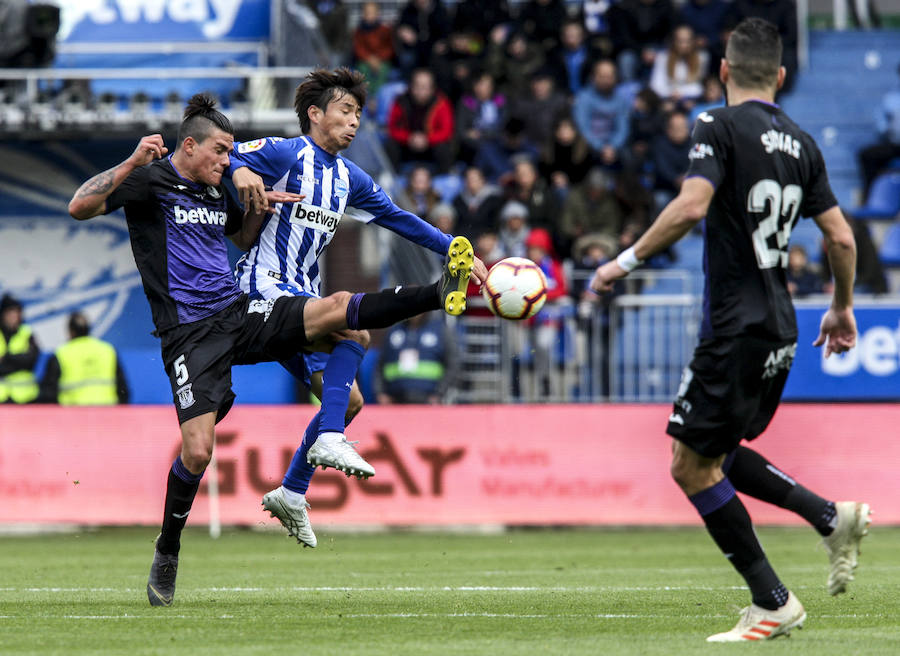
left=176, top=383, right=195, bottom=409
left=697, top=112, right=714, bottom=123
left=206, top=186, right=221, bottom=199
left=334, top=178, right=349, bottom=198
left=238, top=139, right=266, bottom=153
left=289, top=202, right=342, bottom=233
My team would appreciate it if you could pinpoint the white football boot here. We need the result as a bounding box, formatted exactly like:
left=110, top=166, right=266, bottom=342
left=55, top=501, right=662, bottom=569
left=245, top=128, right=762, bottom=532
left=823, top=501, right=871, bottom=595
left=306, top=432, right=375, bottom=479
left=706, top=592, right=806, bottom=642
left=262, top=486, right=317, bottom=548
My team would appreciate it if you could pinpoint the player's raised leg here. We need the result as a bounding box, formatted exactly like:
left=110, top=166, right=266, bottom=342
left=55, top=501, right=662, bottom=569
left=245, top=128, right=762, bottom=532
left=724, top=446, right=871, bottom=595
left=148, top=412, right=215, bottom=606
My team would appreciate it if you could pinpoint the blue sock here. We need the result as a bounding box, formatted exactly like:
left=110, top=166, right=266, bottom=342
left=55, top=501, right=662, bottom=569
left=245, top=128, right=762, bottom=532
left=318, top=340, right=365, bottom=434
left=282, top=410, right=322, bottom=494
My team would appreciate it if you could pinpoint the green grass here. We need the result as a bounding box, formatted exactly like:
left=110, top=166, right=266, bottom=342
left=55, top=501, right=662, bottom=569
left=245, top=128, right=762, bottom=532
left=1, top=526, right=898, bottom=655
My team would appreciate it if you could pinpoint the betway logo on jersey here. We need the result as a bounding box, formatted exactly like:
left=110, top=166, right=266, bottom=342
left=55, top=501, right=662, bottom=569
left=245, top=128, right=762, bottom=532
left=761, top=130, right=801, bottom=159
left=174, top=205, right=227, bottom=226
left=289, top=203, right=342, bottom=233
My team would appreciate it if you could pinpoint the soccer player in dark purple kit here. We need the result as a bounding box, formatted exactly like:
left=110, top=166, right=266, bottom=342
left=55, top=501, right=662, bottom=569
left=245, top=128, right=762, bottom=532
left=592, top=19, right=870, bottom=642
left=68, top=94, right=476, bottom=606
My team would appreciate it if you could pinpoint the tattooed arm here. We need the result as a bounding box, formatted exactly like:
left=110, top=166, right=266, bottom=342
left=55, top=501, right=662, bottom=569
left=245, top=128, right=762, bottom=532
left=68, top=134, right=168, bottom=220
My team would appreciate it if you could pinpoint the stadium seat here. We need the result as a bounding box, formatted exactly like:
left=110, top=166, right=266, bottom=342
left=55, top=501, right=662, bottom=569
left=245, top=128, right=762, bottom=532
left=432, top=173, right=462, bottom=202
left=854, top=172, right=900, bottom=220
left=374, top=81, right=406, bottom=127
left=790, top=219, right=823, bottom=262
left=878, top=223, right=900, bottom=267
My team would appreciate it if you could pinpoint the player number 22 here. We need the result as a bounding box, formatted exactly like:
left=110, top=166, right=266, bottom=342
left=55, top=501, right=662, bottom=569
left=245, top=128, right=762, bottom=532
left=748, top=179, right=802, bottom=269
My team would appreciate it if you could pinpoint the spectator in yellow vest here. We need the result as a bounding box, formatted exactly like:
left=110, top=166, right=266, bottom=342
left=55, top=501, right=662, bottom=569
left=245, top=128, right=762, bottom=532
left=0, top=293, right=40, bottom=404
left=39, top=312, right=129, bottom=405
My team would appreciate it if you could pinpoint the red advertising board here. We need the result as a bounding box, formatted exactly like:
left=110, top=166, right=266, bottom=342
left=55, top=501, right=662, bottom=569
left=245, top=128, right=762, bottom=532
left=1, top=404, right=898, bottom=526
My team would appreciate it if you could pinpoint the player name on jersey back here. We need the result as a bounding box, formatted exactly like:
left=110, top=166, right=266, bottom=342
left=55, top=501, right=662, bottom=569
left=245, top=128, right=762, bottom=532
left=289, top=202, right=342, bottom=233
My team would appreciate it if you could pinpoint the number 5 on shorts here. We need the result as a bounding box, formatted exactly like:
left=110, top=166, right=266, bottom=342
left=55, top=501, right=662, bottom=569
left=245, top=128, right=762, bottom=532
left=174, top=354, right=189, bottom=385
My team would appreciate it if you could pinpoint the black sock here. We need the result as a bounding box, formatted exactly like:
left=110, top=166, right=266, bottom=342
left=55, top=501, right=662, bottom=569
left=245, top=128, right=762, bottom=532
left=157, top=457, right=203, bottom=556
left=689, top=478, right=788, bottom=610
left=345, top=283, right=440, bottom=330
left=725, top=446, right=836, bottom=536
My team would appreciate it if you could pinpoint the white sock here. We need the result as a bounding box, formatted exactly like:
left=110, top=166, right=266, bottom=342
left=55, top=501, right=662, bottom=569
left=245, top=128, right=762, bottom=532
left=281, top=486, right=306, bottom=505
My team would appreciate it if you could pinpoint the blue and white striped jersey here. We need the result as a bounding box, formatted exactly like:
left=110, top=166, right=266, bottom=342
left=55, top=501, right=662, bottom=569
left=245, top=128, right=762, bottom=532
left=227, top=135, right=451, bottom=298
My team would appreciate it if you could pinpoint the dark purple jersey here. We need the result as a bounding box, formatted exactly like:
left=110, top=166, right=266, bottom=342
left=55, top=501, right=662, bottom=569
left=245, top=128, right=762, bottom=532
left=106, top=156, right=244, bottom=332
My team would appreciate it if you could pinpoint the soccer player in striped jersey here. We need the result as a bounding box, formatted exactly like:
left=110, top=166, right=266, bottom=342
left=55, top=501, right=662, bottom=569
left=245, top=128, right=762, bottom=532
left=227, top=68, right=487, bottom=548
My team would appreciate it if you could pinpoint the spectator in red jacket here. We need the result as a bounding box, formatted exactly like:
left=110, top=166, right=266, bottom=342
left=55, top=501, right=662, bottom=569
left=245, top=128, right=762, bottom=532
left=525, top=227, right=568, bottom=302
left=386, top=68, right=455, bottom=173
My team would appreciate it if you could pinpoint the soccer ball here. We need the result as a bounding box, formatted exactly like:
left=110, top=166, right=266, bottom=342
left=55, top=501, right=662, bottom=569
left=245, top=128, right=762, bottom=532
left=481, top=257, right=548, bottom=320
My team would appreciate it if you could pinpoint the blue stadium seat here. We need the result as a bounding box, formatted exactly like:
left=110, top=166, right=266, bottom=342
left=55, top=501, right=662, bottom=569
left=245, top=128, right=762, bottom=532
left=790, top=219, right=824, bottom=262
left=432, top=173, right=462, bottom=202
left=374, top=81, right=406, bottom=127
left=855, top=172, right=900, bottom=220
left=879, top=223, right=900, bottom=267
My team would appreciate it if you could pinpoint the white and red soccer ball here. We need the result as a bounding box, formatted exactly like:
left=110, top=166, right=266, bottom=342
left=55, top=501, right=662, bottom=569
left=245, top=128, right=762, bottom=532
left=481, top=257, right=548, bottom=320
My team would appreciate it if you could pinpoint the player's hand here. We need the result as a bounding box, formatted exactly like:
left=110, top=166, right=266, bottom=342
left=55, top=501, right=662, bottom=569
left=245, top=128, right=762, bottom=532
left=233, top=166, right=268, bottom=216
left=127, top=135, right=167, bottom=168
left=471, top=256, right=488, bottom=286
left=813, top=306, right=857, bottom=358
left=590, top=260, right=628, bottom=294
left=263, top=190, right=305, bottom=213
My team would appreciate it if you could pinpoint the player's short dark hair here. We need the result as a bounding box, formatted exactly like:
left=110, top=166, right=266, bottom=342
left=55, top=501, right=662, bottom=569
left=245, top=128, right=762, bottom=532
left=726, top=18, right=782, bottom=90
left=293, top=68, right=368, bottom=134
left=177, top=93, right=233, bottom=146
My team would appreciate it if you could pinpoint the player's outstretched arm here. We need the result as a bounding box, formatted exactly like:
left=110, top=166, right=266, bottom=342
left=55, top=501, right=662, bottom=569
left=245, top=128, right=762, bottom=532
left=591, top=177, right=713, bottom=293
left=812, top=205, right=857, bottom=357
left=68, top=135, right=167, bottom=220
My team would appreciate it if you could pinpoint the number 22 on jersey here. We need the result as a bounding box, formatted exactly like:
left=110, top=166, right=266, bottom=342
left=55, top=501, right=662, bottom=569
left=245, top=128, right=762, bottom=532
left=748, top=179, right=802, bottom=269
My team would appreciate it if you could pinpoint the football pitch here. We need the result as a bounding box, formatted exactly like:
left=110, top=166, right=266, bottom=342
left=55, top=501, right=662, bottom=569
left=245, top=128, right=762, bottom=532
left=1, top=526, right=898, bottom=655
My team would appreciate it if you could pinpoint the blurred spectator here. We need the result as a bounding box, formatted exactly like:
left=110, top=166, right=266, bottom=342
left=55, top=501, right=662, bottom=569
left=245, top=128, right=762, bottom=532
left=725, top=0, right=798, bottom=93
left=540, top=114, right=594, bottom=195
left=559, top=167, right=625, bottom=258
left=307, top=0, right=351, bottom=64
left=608, top=0, right=677, bottom=81
left=376, top=312, right=455, bottom=404
left=678, top=0, right=730, bottom=51
left=352, top=2, right=396, bottom=98
left=857, top=64, right=900, bottom=195
left=573, top=59, right=631, bottom=168
left=615, top=172, right=656, bottom=248
left=689, top=75, right=726, bottom=124
left=453, top=166, right=505, bottom=238
left=430, top=30, right=482, bottom=105
left=526, top=227, right=569, bottom=302
left=395, top=164, right=441, bottom=217
left=465, top=230, right=507, bottom=316
left=498, top=200, right=531, bottom=258
left=504, top=157, right=557, bottom=231
left=38, top=311, right=129, bottom=405
left=524, top=227, right=569, bottom=398
left=388, top=200, right=454, bottom=286
left=651, top=110, right=692, bottom=207
left=571, top=233, right=618, bottom=301
left=785, top=245, right=824, bottom=298
left=386, top=68, right=455, bottom=174
left=0, top=293, right=40, bottom=404
left=649, top=25, right=708, bottom=109
left=486, top=30, right=546, bottom=100
left=456, top=71, right=509, bottom=176
left=510, top=69, right=569, bottom=150
left=820, top=214, right=889, bottom=295
left=452, top=0, right=512, bottom=43
left=518, top=0, right=569, bottom=53
left=626, top=87, right=664, bottom=172
left=547, top=19, right=598, bottom=95
left=395, top=0, right=451, bottom=74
